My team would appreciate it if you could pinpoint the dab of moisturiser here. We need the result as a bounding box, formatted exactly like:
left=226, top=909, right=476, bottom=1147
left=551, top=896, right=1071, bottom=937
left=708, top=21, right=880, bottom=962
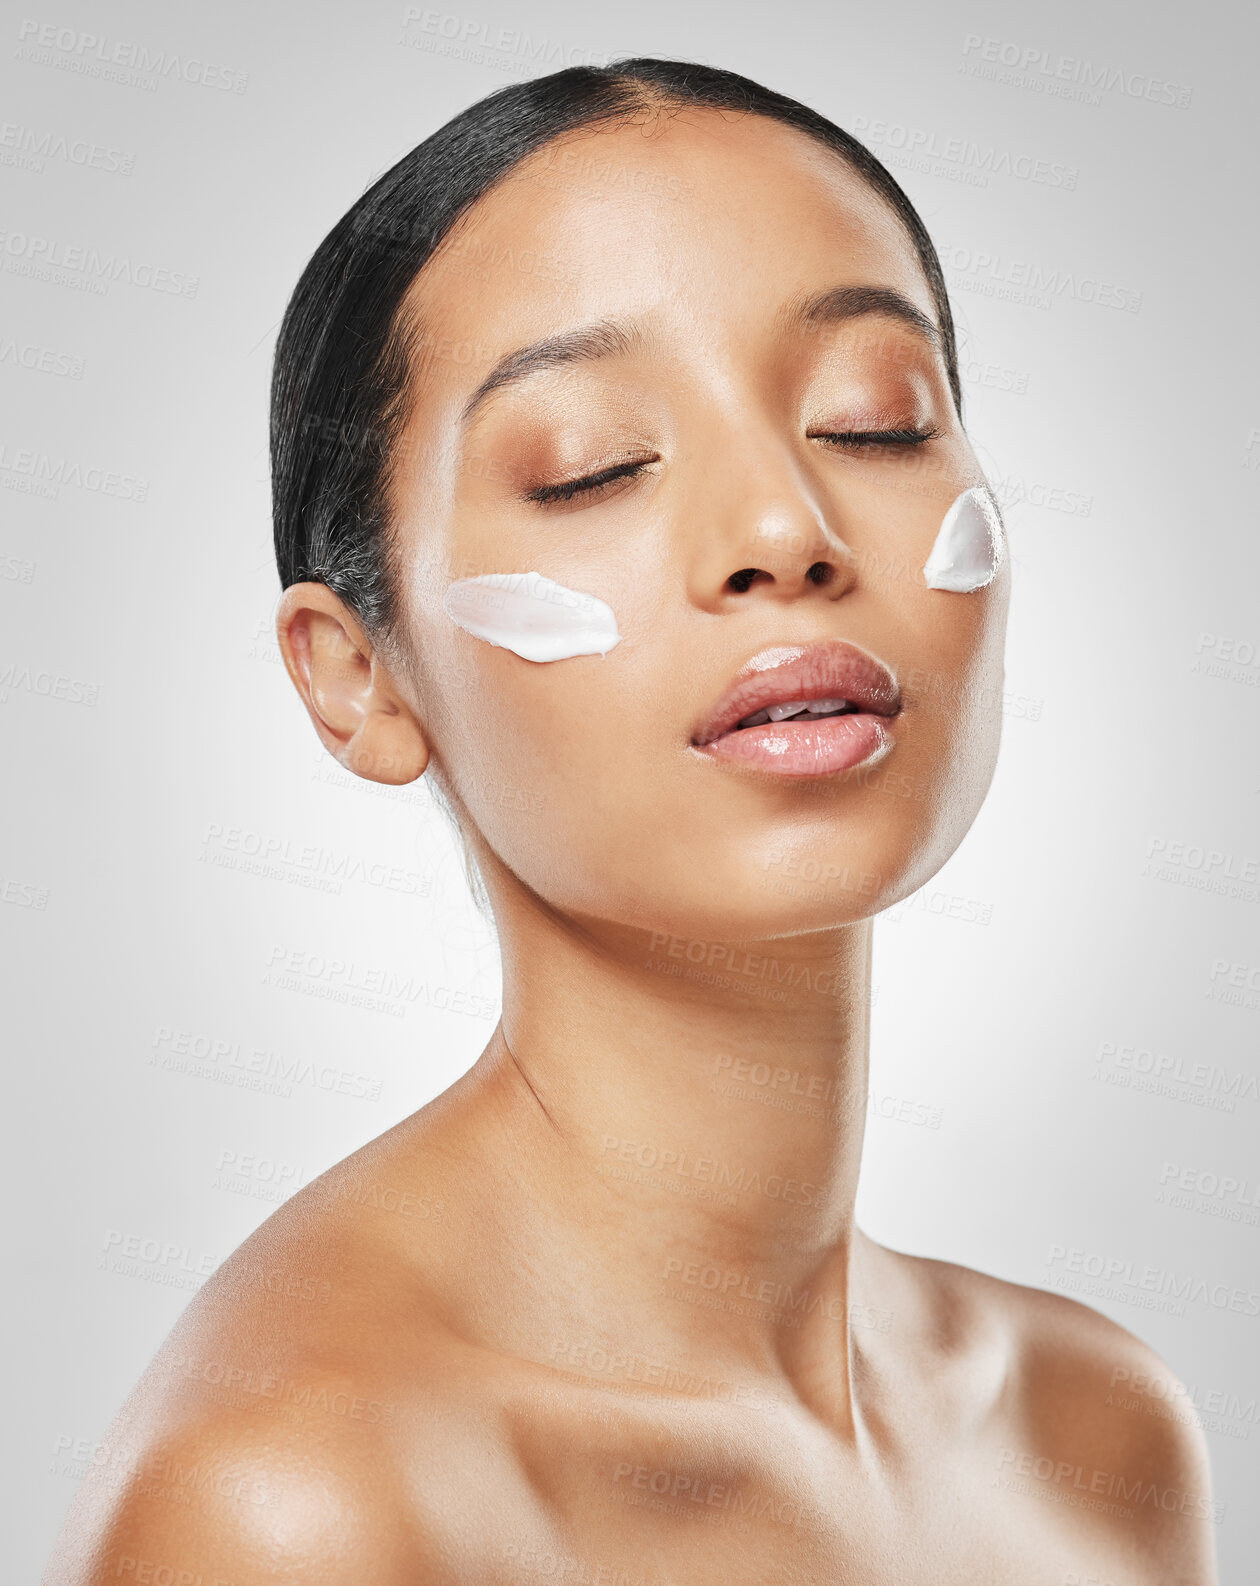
left=922, top=485, right=1006, bottom=592
left=442, top=570, right=622, bottom=663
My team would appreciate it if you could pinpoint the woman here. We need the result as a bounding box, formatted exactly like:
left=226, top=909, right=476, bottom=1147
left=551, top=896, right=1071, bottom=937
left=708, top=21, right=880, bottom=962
left=45, top=57, right=1218, bottom=1585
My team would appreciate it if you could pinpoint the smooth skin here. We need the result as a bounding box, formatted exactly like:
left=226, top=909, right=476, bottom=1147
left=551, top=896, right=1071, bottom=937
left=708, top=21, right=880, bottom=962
left=45, top=105, right=1217, bottom=1585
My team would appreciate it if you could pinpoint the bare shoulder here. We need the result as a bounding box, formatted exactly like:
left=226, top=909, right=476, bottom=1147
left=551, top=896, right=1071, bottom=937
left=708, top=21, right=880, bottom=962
left=40, top=1400, right=418, bottom=1586
left=880, top=1242, right=1220, bottom=1582
left=42, top=1135, right=494, bottom=1585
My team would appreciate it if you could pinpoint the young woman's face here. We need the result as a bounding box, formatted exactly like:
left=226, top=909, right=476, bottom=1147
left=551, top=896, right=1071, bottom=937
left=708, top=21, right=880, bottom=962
left=387, top=108, right=1009, bottom=939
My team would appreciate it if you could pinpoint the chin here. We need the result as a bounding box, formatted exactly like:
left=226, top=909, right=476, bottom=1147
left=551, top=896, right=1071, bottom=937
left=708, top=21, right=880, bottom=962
left=580, top=839, right=925, bottom=946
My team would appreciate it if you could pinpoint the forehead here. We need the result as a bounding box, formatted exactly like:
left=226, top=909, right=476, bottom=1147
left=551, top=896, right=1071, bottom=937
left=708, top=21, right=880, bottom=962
left=403, top=107, right=935, bottom=376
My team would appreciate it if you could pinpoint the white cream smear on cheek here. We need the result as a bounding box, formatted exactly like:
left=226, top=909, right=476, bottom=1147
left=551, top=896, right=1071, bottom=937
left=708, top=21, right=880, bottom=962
left=442, top=570, right=622, bottom=663
left=922, top=485, right=1006, bottom=592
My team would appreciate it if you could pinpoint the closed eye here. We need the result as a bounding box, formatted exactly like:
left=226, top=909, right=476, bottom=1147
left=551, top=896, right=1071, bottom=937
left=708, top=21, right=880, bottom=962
left=525, top=458, right=656, bottom=505
left=525, top=425, right=940, bottom=506
left=810, top=426, right=942, bottom=450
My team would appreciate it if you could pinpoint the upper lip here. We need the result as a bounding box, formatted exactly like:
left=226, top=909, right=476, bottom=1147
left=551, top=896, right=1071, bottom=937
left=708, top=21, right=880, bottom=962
left=690, top=639, right=902, bottom=747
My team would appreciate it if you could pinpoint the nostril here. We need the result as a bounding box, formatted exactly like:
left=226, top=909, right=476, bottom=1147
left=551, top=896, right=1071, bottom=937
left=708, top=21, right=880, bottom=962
left=726, top=563, right=834, bottom=594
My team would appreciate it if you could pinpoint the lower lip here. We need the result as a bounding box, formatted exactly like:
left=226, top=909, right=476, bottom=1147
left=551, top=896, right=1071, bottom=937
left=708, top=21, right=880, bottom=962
left=694, top=712, right=894, bottom=777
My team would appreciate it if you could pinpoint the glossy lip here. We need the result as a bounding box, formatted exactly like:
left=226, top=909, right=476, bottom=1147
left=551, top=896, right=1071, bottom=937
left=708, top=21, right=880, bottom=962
left=688, top=639, right=902, bottom=779
left=689, top=639, right=902, bottom=749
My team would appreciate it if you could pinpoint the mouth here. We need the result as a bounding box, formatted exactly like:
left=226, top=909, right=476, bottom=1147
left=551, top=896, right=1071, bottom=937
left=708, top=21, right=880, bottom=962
left=690, top=639, right=901, bottom=778
left=729, top=698, right=862, bottom=729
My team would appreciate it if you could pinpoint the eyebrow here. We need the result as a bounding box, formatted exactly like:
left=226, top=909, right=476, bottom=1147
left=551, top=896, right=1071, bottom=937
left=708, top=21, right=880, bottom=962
left=458, top=319, right=641, bottom=430
left=456, top=284, right=941, bottom=430
left=778, top=283, right=942, bottom=351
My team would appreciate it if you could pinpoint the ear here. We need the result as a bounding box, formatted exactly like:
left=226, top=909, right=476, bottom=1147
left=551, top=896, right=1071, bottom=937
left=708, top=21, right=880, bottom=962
left=275, top=583, right=429, bottom=785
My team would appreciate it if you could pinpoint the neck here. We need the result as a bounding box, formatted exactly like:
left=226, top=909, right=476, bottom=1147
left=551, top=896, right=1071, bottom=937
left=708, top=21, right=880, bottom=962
left=460, top=882, right=879, bottom=1415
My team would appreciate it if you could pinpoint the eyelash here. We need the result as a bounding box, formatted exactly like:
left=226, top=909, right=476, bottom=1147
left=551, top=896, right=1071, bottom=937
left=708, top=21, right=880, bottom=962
left=524, top=426, right=942, bottom=506
left=810, top=425, right=942, bottom=450
left=525, top=459, right=652, bottom=505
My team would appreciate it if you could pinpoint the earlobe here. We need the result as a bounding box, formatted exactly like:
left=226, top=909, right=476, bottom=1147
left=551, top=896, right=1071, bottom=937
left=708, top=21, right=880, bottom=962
left=275, top=582, right=430, bottom=786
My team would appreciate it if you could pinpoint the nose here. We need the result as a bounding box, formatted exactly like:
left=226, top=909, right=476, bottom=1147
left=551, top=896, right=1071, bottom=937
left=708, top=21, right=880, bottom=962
left=684, top=440, right=859, bottom=612
left=724, top=530, right=847, bottom=596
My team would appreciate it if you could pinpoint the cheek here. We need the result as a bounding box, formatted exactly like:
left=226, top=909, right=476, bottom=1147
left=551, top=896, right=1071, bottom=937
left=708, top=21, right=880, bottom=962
left=923, top=486, right=1005, bottom=593
left=410, top=553, right=663, bottom=904
left=434, top=569, right=630, bottom=815
left=442, top=570, right=622, bottom=663
left=912, top=570, right=1010, bottom=818
left=854, top=469, right=1008, bottom=706
left=422, top=626, right=645, bottom=897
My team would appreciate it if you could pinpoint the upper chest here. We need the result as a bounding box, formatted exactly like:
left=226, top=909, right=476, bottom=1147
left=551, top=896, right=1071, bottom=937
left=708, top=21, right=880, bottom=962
left=398, top=1379, right=1141, bottom=1586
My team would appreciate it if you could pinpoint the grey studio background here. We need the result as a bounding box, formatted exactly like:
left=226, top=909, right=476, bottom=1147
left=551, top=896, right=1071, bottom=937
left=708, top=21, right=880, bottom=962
left=4, top=0, right=1257, bottom=1579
